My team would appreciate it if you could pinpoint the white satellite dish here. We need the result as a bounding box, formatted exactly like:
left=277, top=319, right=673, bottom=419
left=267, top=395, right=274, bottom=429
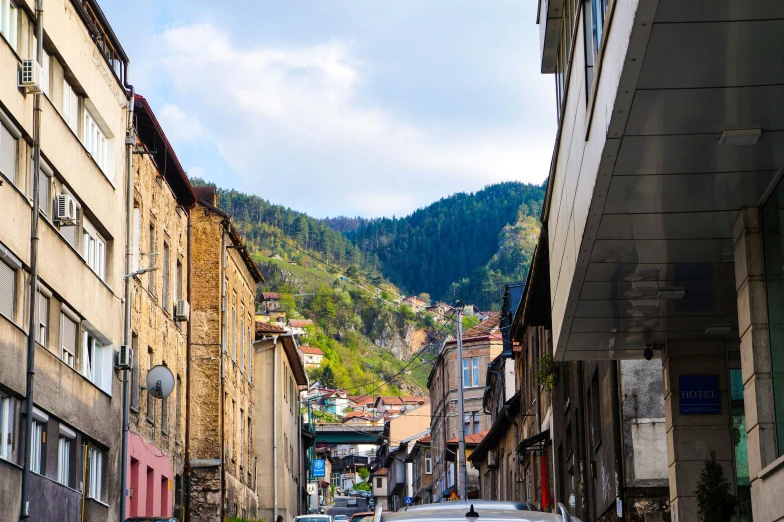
left=143, top=365, right=175, bottom=399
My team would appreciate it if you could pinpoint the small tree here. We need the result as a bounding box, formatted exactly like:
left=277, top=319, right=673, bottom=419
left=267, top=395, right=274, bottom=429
left=694, top=449, right=737, bottom=522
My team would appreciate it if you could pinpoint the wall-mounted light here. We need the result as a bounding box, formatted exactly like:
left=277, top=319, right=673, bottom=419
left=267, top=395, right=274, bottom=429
left=657, top=288, right=685, bottom=300
left=705, top=324, right=732, bottom=335
left=718, top=129, right=761, bottom=146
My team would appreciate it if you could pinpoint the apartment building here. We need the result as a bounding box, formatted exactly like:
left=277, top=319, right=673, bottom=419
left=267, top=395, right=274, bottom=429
left=535, top=0, right=784, bottom=519
left=188, top=186, right=263, bottom=521
left=428, top=314, right=502, bottom=501
left=125, top=94, right=197, bottom=519
left=0, top=0, right=129, bottom=520
left=254, top=321, right=308, bottom=522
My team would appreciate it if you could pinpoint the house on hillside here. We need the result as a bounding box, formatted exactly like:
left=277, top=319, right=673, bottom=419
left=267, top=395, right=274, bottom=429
left=402, top=295, right=427, bottom=312
left=289, top=318, right=314, bottom=336
left=425, top=302, right=455, bottom=323
left=371, top=468, right=389, bottom=510
left=375, top=396, right=428, bottom=419
left=348, top=396, right=376, bottom=411
left=299, top=345, right=324, bottom=369
left=322, top=390, right=350, bottom=416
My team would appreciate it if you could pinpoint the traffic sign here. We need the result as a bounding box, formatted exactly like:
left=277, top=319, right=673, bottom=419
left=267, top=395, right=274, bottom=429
left=448, top=490, right=460, bottom=502
left=313, top=459, right=326, bottom=477
left=405, top=497, right=413, bottom=506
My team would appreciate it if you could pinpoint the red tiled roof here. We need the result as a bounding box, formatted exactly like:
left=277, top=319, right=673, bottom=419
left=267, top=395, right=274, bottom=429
left=290, top=319, right=314, bottom=328
left=377, top=396, right=428, bottom=406
left=372, top=467, right=388, bottom=476
left=256, top=322, right=288, bottom=335
left=448, top=430, right=490, bottom=445
left=446, top=313, right=502, bottom=345
left=343, top=411, right=372, bottom=420
left=300, top=346, right=324, bottom=356
left=348, top=396, right=375, bottom=405
left=262, top=292, right=282, bottom=300
left=417, top=435, right=431, bottom=444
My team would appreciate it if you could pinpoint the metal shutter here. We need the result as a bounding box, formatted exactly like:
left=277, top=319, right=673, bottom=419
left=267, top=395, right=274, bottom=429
left=61, top=314, right=78, bottom=358
left=0, top=125, right=16, bottom=184
left=0, top=261, right=14, bottom=319
left=36, top=291, right=48, bottom=344
left=39, top=169, right=50, bottom=215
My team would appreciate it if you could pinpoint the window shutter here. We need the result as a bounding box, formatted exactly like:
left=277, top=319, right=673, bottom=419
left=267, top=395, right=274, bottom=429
left=38, top=168, right=50, bottom=216
left=0, top=260, right=14, bottom=319
left=60, top=313, right=78, bottom=365
left=0, top=124, right=16, bottom=184
left=36, top=291, right=48, bottom=344
left=132, top=208, right=141, bottom=271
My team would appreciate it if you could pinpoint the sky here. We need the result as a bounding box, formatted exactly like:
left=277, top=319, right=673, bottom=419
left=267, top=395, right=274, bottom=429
left=99, top=0, right=556, bottom=218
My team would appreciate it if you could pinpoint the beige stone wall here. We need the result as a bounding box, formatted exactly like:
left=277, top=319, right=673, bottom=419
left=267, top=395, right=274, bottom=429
left=189, top=202, right=258, bottom=519
left=128, top=144, right=189, bottom=488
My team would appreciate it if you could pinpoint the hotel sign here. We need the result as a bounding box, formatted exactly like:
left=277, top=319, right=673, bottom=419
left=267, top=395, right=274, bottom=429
left=679, top=375, right=720, bottom=415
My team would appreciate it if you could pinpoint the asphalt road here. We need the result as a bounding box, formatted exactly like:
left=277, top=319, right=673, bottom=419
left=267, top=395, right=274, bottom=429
left=328, top=496, right=369, bottom=518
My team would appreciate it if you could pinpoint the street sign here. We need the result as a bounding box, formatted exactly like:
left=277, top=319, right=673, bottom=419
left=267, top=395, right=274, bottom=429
left=448, top=491, right=460, bottom=502
left=679, top=375, right=720, bottom=415
left=313, top=459, right=326, bottom=478
left=307, top=484, right=317, bottom=495
left=405, top=497, right=413, bottom=506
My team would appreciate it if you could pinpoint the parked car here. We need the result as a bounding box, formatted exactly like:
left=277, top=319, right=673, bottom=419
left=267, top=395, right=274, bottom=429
left=294, top=515, right=333, bottom=522
left=347, top=496, right=359, bottom=507
left=335, top=515, right=350, bottom=522
left=384, top=501, right=579, bottom=522
left=351, top=511, right=383, bottom=522
left=125, top=519, right=179, bottom=522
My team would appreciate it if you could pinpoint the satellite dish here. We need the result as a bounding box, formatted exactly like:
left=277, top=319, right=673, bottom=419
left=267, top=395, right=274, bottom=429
left=144, top=365, right=175, bottom=399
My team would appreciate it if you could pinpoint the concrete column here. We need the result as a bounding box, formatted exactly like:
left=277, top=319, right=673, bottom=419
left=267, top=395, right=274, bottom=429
left=733, top=208, right=783, bottom=521
left=662, top=340, right=734, bottom=522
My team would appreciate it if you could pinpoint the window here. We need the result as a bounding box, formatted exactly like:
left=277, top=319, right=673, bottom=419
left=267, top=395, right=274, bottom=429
left=35, top=163, right=51, bottom=216
left=464, top=413, right=472, bottom=436
left=148, top=223, right=155, bottom=295
left=57, top=434, right=72, bottom=486
left=62, top=80, right=79, bottom=133
left=88, top=446, right=103, bottom=500
left=230, top=400, right=235, bottom=459
left=247, top=418, right=252, bottom=470
left=0, top=256, right=17, bottom=321
left=176, top=258, right=183, bottom=301
left=60, top=311, right=78, bottom=368
left=239, top=408, right=244, bottom=467
left=584, top=0, right=609, bottom=97
left=0, top=121, right=18, bottom=185
left=130, top=334, right=139, bottom=409
left=162, top=241, right=170, bottom=310
left=83, top=330, right=109, bottom=391
left=175, top=376, right=182, bottom=439
left=376, top=477, right=382, bottom=489
left=247, top=324, right=253, bottom=379
left=463, top=357, right=479, bottom=387
left=83, top=110, right=107, bottom=172
left=554, top=0, right=578, bottom=120
left=30, top=420, right=43, bottom=474
left=33, top=38, right=50, bottom=97
left=0, top=0, right=18, bottom=51
left=147, top=348, right=154, bottom=423
left=132, top=206, right=141, bottom=271
left=473, top=411, right=480, bottom=434
left=82, top=219, right=106, bottom=280
left=239, top=311, right=245, bottom=373
left=161, top=366, right=169, bottom=435
left=284, top=433, right=288, bottom=469
left=0, top=394, right=12, bottom=460
left=35, top=290, right=49, bottom=346
left=425, top=451, right=432, bottom=474
left=232, top=295, right=237, bottom=361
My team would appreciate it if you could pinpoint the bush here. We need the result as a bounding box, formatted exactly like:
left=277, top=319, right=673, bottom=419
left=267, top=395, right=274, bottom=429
left=694, top=449, right=737, bottom=522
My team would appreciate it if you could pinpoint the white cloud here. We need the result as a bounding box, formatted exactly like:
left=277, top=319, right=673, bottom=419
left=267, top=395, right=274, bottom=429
left=154, top=23, right=552, bottom=217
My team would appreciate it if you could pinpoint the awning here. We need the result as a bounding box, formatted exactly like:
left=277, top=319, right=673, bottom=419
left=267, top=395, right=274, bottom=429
left=390, top=482, right=405, bottom=495
left=415, top=485, right=432, bottom=500
left=516, top=429, right=550, bottom=454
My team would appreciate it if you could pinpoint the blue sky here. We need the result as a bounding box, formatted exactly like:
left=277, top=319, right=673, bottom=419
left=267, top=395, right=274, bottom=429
left=100, top=0, right=556, bottom=218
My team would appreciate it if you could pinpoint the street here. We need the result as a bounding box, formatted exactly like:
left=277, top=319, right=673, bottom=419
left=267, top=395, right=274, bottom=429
left=327, top=496, right=369, bottom=518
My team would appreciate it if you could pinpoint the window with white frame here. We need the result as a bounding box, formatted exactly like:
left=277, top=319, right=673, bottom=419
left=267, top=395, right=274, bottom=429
left=30, top=419, right=43, bottom=474
left=162, top=241, right=170, bottom=310
left=83, top=110, right=107, bottom=172
left=0, top=0, right=18, bottom=52
left=57, top=426, right=76, bottom=487
left=0, top=394, right=12, bottom=460
left=82, top=329, right=111, bottom=394
left=239, top=312, right=244, bottom=372
left=0, top=255, right=18, bottom=321
left=82, top=219, right=106, bottom=280
left=0, top=120, right=18, bottom=185
left=247, top=323, right=252, bottom=380
left=425, top=451, right=432, bottom=474
left=33, top=37, right=50, bottom=97
left=232, top=295, right=237, bottom=361
left=33, top=162, right=52, bottom=216
left=35, top=290, right=49, bottom=346
left=132, top=206, right=141, bottom=271
left=62, top=80, right=79, bottom=133
left=463, top=357, right=480, bottom=388
left=60, top=311, right=78, bottom=368
left=88, top=446, right=103, bottom=500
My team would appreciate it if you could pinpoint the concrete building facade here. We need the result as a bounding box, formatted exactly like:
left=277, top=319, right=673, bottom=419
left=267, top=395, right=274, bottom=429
left=254, top=321, right=308, bottom=522
left=0, top=0, right=129, bottom=519
left=125, top=95, right=197, bottom=520
left=188, top=186, right=262, bottom=521
left=533, top=0, right=784, bottom=518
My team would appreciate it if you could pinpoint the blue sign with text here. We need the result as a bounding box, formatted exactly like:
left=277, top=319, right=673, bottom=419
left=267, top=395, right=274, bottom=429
left=313, top=459, right=326, bottom=478
left=679, top=375, right=720, bottom=415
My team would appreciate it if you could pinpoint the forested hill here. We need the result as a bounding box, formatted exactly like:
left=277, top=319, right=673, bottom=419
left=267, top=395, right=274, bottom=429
left=343, top=182, right=545, bottom=305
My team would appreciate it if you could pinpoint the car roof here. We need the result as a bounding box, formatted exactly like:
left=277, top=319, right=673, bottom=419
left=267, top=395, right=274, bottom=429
left=383, top=505, right=573, bottom=522
left=401, top=501, right=533, bottom=512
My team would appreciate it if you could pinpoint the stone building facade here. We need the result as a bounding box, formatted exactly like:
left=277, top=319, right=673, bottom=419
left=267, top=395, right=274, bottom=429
left=125, top=95, right=197, bottom=519
left=428, top=314, right=503, bottom=500
left=254, top=322, right=309, bottom=522
left=0, top=0, right=129, bottom=520
left=188, top=186, right=262, bottom=521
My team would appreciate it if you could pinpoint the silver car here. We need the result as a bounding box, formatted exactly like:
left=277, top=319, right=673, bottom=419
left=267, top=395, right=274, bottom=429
left=382, top=501, right=581, bottom=522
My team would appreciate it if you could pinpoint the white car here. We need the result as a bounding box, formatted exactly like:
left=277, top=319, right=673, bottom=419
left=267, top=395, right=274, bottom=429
left=294, top=516, right=332, bottom=522
left=347, top=497, right=359, bottom=507
left=334, top=516, right=350, bottom=522
left=383, top=501, right=581, bottom=521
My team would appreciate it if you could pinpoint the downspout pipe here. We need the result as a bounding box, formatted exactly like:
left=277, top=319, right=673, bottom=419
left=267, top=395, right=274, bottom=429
left=119, top=64, right=135, bottom=522
left=576, top=362, right=589, bottom=522
left=220, top=226, right=227, bottom=517
left=610, top=361, right=625, bottom=518
left=20, top=2, right=44, bottom=518
left=273, top=335, right=279, bottom=520
left=184, top=209, right=193, bottom=522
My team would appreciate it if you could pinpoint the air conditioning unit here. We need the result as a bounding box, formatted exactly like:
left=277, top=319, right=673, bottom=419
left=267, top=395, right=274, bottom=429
left=56, top=194, right=78, bottom=225
left=487, top=449, right=498, bottom=469
left=116, top=345, right=132, bottom=370
left=174, top=299, right=190, bottom=321
left=20, top=59, right=43, bottom=94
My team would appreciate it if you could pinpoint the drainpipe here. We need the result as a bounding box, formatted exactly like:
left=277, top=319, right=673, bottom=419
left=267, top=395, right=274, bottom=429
left=610, top=361, right=625, bottom=519
left=298, top=398, right=302, bottom=516
left=119, top=62, right=135, bottom=522
left=185, top=209, right=193, bottom=522
left=273, top=334, right=279, bottom=520
left=20, top=2, right=44, bottom=518
left=533, top=329, right=541, bottom=509
left=220, top=227, right=227, bottom=518
left=576, top=362, right=588, bottom=522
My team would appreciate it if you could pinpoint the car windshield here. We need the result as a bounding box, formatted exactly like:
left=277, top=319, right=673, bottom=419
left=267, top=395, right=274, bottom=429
left=295, top=517, right=330, bottom=522
left=352, top=516, right=374, bottom=522
left=335, top=517, right=348, bottom=521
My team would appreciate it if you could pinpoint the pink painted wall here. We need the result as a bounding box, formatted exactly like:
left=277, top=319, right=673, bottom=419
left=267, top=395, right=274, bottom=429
left=127, top=432, right=174, bottom=518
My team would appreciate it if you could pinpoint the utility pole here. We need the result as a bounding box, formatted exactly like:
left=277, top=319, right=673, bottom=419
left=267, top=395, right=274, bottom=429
left=455, top=306, right=468, bottom=500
